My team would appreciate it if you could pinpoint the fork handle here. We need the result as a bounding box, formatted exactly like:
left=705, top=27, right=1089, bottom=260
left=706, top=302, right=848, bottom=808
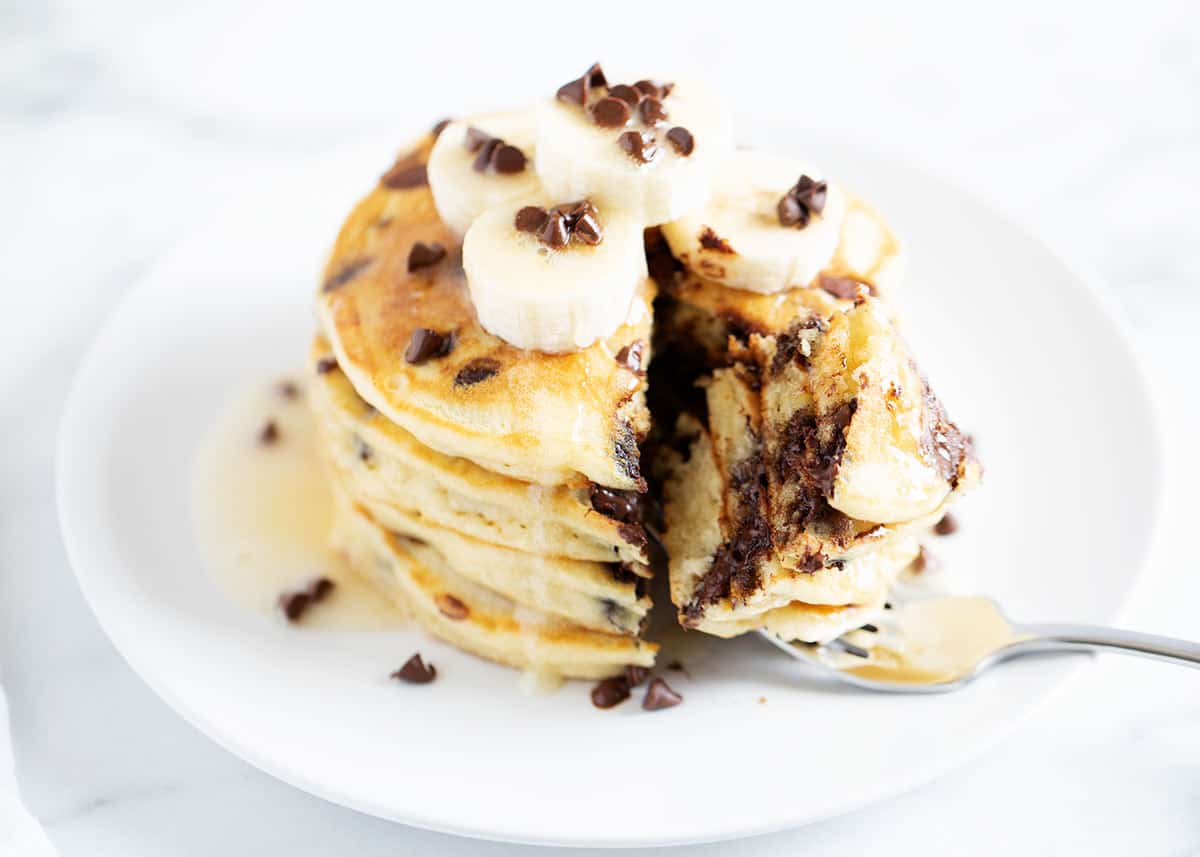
left=1012, top=624, right=1200, bottom=669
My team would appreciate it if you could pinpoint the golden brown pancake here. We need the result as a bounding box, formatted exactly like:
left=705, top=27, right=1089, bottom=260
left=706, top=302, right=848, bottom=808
left=316, top=134, right=653, bottom=490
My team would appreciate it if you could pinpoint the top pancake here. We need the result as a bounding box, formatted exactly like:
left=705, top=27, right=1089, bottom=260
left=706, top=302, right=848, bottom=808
left=317, top=133, right=653, bottom=490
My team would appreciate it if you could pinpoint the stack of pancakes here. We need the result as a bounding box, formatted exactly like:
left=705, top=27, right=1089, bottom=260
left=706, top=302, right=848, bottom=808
left=651, top=209, right=980, bottom=643
left=310, top=133, right=657, bottom=679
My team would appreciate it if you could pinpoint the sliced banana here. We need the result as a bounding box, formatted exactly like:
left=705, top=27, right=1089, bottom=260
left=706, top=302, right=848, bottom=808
left=534, top=75, right=732, bottom=225
left=427, top=110, right=542, bottom=235
left=812, top=301, right=953, bottom=523
left=463, top=198, right=647, bottom=353
left=661, top=150, right=847, bottom=294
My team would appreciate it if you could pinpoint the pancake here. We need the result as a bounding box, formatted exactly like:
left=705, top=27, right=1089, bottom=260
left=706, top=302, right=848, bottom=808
left=658, top=296, right=978, bottom=642
left=317, top=133, right=654, bottom=490
left=309, top=337, right=650, bottom=568
left=331, top=497, right=657, bottom=679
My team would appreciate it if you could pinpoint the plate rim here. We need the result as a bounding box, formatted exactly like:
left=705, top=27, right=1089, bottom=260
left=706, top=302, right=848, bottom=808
left=54, top=135, right=1167, bottom=848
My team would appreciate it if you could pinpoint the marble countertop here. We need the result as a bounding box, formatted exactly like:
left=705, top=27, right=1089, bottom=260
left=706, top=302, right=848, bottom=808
left=3, top=1, right=1199, bottom=854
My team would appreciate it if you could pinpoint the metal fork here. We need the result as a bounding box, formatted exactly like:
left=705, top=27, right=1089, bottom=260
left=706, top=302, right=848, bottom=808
left=757, top=598, right=1200, bottom=694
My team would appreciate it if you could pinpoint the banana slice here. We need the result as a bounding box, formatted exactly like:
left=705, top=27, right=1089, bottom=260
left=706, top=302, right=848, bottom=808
left=427, top=110, right=542, bottom=235
left=463, top=198, right=647, bottom=353
left=534, top=72, right=732, bottom=225
left=661, top=150, right=847, bottom=294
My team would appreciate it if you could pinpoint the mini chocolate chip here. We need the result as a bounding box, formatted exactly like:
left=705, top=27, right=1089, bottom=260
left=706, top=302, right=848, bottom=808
left=515, top=205, right=550, bottom=234
left=839, top=641, right=871, bottom=659
left=819, top=275, right=868, bottom=300
left=591, top=96, right=631, bottom=128
left=258, top=420, right=280, bottom=445
left=584, top=62, right=608, bottom=91
left=642, top=677, right=683, bottom=710
left=665, top=126, right=694, bottom=156
left=315, top=357, right=338, bottom=374
left=464, top=126, right=493, bottom=152
left=934, top=513, right=959, bottom=536
left=540, top=211, right=570, bottom=248
left=404, top=327, right=454, bottom=364
left=277, top=381, right=299, bottom=400
left=278, top=577, right=335, bottom=623
left=912, top=546, right=940, bottom=574
left=380, top=160, right=428, bottom=189
left=860, top=623, right=880, bottom=633
left=625, top=665, right=650, bottom=686
left=665, top=659, right=689, bottom=675
left=614, top=340, right=647, bottom=373
left=322, top=257, right=373, bottom=292
left=431, top=118, right=451, bottom=138
left=573, top=211, right=603, bottom=245
left=699, top=226, right=735, bottom=254
left=354, top=435, right=374, bottom=463
left=617, top=130, right=657, bottom=164
left=454, top=358, right=501, bottom=386
left=493, top=144, right=527, bottom=174
left=608, top=84, right=641, bottom=106
left=472, top=137, right=501, bottom=172
left=777, top=194, right=807, bottom=227
left=407, top=241, right=446, bottom=273
left=794, top=175, right=828, bottom=213
left=590, top=675, right=631, bottom=709
left=556, top=77, right=586, bottom=106
left=639, top=97, right=668, bottom=126
left=633, top=79, right=662, bottom=98
left=435, top=593, right=470, bottom=620
left=392, top=653, right=437, bottom=684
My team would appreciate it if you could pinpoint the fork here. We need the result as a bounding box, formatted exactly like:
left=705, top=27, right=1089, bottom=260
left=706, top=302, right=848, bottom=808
left=757, top=597, right=1200, bottom=694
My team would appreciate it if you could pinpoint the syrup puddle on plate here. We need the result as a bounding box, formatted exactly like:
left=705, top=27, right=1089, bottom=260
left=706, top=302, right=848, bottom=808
left=192, top=377, right=405, bottom=630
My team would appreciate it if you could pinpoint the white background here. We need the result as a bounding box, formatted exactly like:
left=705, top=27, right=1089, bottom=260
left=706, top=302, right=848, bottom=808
left=2, top=1, right=1199, bottom=854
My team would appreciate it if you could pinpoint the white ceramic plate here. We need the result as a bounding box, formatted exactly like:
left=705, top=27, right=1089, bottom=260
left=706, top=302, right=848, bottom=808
left=57, top=132, right=1163, bottom=847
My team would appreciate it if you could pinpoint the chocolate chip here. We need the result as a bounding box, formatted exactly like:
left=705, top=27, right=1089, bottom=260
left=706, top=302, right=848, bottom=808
left=540, top=211, right=570, bottom=248
left=431, top=118, right=451, bottom=138
left=277, top=381, right=299, bottom=400
left=590, top=675, right=631, bottom=709
left=664, top=126, right=694, bottom=157
left=322, top=257, right=373, bottom=292
left=665, top=659, right=689, bottom=675
left=588, top=484, right=640, bottom=522
left=642, top=677, right=682, bottom=710
left=617, top=130, right=657, bottom=164
left=380, top=159, right=428, bottom=189
left=407, top=241, right=446, bottom=273
left=464, top=126, right=494, bottom=152
left=860, top=623, right=880, bottom=633
left=278, top=577, right=335, bottom=623
left=699, top=226, right=735, bottom=254
left=435, top=593, right=470, bottom=620
left=557, top=62, right=607, bottom=107
left=573, top=210, right=603, bottom=245
left=839, top=641, right=871, bottom=659
left=794, top=175, right=827, bottom=213
left=258, top=420, right=279, bottom=446
left=608, top=84, right=641, bottom=106
left=404, top=327, right=454, bottom=364
left=472, top=137, right=501, bottom=172
left=625, top=665, right=650, bottom=686
left=934, top=513, right=959, bottom=536
left=354, top=435, right=374, bottom=463
left=614, top=340, right=647, bottom=373
left=777, top=194, right=807, bottom=227
left=391, top=653, right=437, bottom=684
left=818, top=275, right=868, bottom=300
left=591, top=96, right=631, bottom=128
left=639, top=97, right=668, bottom=126
left=515, top=205, right=550, bottom=234
left=315, top=357, right=338, bottom=374
left=912, top=546, right=941, bottom=574
left=454, top=358, right=501, bottom=386
left=633, top=79, right=663, bottom=98
left=492, top=144, right=527, bottom=174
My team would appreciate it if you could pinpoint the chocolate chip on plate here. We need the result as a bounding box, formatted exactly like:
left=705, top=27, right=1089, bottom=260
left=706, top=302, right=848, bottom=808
left=625, top=665, right=650, bottom=687
left=392, top=653, right=437, bottom=684
left=590, top=675, right=631, bottom=709
left=642, top=677, right=683, bottom=710
left=404, top=327, right=454, bottom=364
